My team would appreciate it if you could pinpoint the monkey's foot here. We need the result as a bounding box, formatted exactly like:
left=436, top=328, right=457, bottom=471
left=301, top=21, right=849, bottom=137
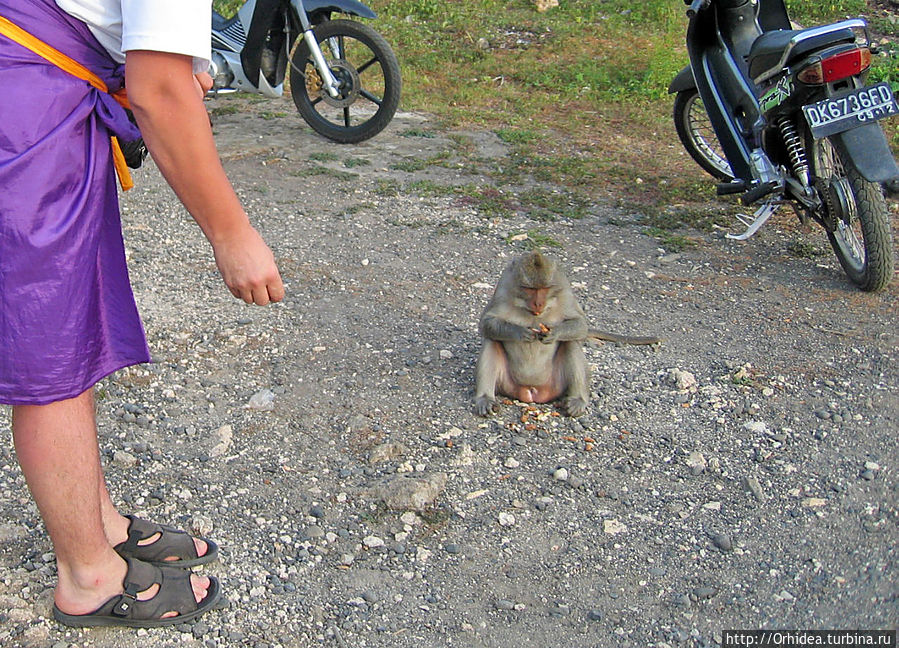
left=473, top=396, right=498, bottom=417
left=562, top=397, right=588, bottom=418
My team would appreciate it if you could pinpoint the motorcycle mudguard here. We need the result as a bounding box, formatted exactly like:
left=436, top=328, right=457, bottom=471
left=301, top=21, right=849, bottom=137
left=303, top=0, right=376, bottom=19
left=668, top=66, right=695, bottom=94
left=831, top=123, right=899, bottom=183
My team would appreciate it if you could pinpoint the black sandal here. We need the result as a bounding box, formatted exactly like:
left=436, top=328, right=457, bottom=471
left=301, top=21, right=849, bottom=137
left=114, top=515, right=219, bottom=568
left=53, top=557, right=221, bottom=628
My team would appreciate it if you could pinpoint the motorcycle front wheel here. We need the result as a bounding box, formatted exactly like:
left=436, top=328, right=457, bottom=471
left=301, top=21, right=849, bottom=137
left=673, top=89, right=733, bottom=181
left=810, top=135, right=894, bottom=292
left=289, top=19, right=401, bottom=143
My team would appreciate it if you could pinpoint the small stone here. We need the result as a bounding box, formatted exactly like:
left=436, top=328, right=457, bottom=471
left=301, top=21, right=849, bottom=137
left=504, top=457, right=520, bottom=469
left=743, top=476, right=766, bottom=501
left=190, top=514, right=214, bottom=538
left=112, top=450, right=138, bottom=468
left=668, top=368, right=697, bottom=391
left=587, top=609, right=602, bottom=621
left=498, top=512, right=516, bottom=527
left=309, top=505, right=325, bottom=518
left=693, top=586, right=717, bottom=600
left=495, top=599, right=515, bottom=610
left=304, top=525, right=325, bottom=539
left=603, top=519, right=627, bottom=535
left=552, top=467, right=569, bottom=482
left=444, top=543, right=461, bottom=555
left=246, top=389, right=275, bottom=411
left=209, top=425, right=233, bottom=458
left=363, top=535, right=385, bottom=549
left=860, top=470, right=875, bottom=481
left=712, top=533, right=733, bottom=552
left=686, top=452, right=706, bottom=473
left=373, top=473, right=447, bottom=512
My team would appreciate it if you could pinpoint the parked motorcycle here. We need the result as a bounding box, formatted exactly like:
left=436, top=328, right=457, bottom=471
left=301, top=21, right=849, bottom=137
left=211, top=0, right=401, bottom=143
left=669, top=0, right=899, bottom=292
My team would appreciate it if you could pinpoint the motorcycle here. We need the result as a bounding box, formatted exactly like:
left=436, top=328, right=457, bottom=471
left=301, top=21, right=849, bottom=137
left=210, top=0, right=401, bottom=143
left=669, top=0, right=899, bottom=292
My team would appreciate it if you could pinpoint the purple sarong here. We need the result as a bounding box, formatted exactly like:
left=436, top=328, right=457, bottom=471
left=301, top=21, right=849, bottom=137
left=0, top=0, right=150, bottom=405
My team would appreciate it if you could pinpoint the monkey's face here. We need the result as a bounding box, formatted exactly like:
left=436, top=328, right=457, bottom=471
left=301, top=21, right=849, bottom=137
left=521, top=285, right=550, bottom=316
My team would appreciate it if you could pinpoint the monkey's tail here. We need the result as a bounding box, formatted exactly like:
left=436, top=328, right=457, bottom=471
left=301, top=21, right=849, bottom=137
left=587, top=329, right=662, bottom=346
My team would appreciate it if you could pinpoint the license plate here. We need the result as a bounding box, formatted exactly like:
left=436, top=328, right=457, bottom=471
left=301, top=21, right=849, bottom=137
left=802, top=82, right=899, bottom=138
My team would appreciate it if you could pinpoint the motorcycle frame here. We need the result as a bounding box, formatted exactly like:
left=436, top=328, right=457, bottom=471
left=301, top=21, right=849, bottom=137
left=685, top=0, right=777, bottom=187
left=210, top=0, right=376, bottom=99
left=680, top=0, right=899, bottom=192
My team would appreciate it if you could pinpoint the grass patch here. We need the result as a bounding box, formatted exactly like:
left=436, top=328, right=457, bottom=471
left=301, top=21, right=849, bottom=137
left=289, top=164, right=357, bottom=181
left=374, top=179, right=401, bottom=196
left=211, top=0, right=898, bottom=223
left=309, top=151, right=339, bottom=162
left=507, top=229, right=562, bottom=250
left=787, top=240, right=827, bottom=259
left=343, top=158, right=372, bottom=168
left=209, top=104, right=241, bottom=117
left=407, top=180, right=456, bottom=197
left=643, top=226, right=695, bottom=252
left=457, top=186, right=516, bottom=219
left=400, top=128, right=437, bottom=138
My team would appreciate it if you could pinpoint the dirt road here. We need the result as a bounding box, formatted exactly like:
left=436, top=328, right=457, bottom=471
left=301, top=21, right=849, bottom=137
left=0, top=94, right=896, bottom=647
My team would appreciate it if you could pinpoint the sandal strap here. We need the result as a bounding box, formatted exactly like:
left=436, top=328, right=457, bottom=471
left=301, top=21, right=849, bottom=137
left=116, top=515, right=199, bottom=563
left=101, top=557, right=205, bottom=620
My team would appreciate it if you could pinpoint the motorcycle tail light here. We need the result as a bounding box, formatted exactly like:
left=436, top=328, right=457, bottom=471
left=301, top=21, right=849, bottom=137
left=797, top=47, right=871, bottom=84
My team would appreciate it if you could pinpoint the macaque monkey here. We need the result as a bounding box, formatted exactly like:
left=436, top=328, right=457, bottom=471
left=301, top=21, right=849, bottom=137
left=474, top=251, right=660, bottom=418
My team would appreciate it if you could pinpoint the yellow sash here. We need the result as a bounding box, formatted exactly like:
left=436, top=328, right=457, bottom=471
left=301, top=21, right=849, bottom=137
left=0, top=15, right=134, bottom=190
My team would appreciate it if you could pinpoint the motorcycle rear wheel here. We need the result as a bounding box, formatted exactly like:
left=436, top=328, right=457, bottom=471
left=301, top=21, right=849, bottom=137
left=810, top=135, right=894, bottom=292
left=289, top=19, right=401, bottom=143
left=673, top=89, right=733, bottom=181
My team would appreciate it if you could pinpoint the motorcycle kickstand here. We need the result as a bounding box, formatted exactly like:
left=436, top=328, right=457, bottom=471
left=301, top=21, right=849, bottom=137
left=725, top=201, right=779, bottom=241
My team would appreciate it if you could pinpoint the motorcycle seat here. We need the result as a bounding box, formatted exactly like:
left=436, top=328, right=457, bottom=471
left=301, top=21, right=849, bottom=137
left=747, top=27, right=856, bottom=80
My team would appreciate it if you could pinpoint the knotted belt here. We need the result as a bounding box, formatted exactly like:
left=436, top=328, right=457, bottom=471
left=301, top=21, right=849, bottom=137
left=0, top=14, right=135, bottom=190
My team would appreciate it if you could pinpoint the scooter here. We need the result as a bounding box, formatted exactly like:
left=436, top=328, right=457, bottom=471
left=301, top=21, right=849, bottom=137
left=210, top=0, right=401, bottom=143
left=669, top=0, right=899, bottom=292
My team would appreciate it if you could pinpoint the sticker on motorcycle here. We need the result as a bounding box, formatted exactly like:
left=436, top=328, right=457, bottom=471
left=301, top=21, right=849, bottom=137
left=760, top=76, right=793, bottom=113
left=802, top=82, right=899, bottom=138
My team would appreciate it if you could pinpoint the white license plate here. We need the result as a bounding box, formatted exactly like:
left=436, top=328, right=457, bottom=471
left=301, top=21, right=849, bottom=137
left=802, top=83, right=899, bottom=138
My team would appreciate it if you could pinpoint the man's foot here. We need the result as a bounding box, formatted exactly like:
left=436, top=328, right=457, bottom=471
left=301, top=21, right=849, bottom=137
left=108, top=515, right=218, bottom=567
left=54, top=551, right=211, bottom=618
left=54, top=556, right=219, bottom=627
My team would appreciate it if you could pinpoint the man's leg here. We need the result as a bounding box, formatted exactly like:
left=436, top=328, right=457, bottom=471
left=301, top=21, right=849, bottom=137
left=12, top=389, right=209, bottom=615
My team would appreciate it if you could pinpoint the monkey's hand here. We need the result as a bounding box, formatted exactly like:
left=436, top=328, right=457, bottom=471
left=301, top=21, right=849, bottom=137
left=481, top=317, right=537, bottom=343
left=530, top=323, right=552, bottom=343
left=474, top=396, right=498, bottom=417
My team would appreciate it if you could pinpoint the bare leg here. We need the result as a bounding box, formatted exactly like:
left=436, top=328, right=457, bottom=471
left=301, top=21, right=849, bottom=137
left=12, top=389, right=209, bottom=615
left=97, top=460, right=209, bottom=560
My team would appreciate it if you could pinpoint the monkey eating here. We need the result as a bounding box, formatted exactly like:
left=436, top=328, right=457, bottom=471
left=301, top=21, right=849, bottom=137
left=473, top=251, right=660, bottom=418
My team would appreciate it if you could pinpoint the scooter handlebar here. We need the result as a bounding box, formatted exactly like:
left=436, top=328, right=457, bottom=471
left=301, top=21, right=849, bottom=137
left=686, top=0, right=711, bottom=18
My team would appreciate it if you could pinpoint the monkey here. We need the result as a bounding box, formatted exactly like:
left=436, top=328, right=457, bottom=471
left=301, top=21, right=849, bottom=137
left=473, top=251, right=660, bottom=418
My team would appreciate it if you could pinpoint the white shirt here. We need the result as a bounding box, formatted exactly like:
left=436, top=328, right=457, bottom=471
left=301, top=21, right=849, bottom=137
left=56, top=0, right=210, bottom=72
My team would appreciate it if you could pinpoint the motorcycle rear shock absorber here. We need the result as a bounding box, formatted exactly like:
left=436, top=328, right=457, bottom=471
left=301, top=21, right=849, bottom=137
left=776, top=114, right=810, bottom=187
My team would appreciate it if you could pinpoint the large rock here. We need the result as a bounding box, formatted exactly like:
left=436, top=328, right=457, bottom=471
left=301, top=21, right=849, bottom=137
left=372, top=473, right=447, bottom=512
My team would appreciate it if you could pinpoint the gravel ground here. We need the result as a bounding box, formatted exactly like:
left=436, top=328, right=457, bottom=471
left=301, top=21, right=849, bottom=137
left=1, top=94, right=897, bottom=648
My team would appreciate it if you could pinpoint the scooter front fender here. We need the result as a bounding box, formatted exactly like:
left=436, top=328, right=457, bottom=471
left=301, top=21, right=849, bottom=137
left=302, top=0, right=376, bottom=19
left=668, top=65, right=695, bottom=94
left=831, top=123, right=899, bottom=184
